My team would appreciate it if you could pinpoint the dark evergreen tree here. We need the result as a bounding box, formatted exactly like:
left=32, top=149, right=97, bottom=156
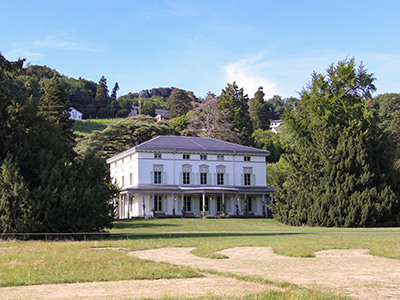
left=111, top=82, right=119, bottom=100
left=0, top=55, right=117, bottom=233
left=167, top=88, right=193, bottom=118
left=249, top=86, right=271, bottom=130
left=272, top=58, right=400, bottom=227
left=218, top=82, right=254, bottom=145
left=39, top=74, right=74, bottom=140
left=95, top=76, right=110, bottom=117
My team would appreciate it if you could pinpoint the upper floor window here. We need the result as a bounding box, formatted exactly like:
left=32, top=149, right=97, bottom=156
left=153, top=164, right=163, bottom=184
left=243, top=167, right=253, bottom=186
left=154, top=171, right=162, bottom=184
left=183, top=172, right=190, bottom=184
left=183, top=154, right=190, bottom=160
left=200, top=154, right=207, bottom=160
left=200, top=172, right=208, bottom=185
left=154, top=153, right=162, bottom=159
left=217, top=173, right=224, bottom=185
left=217, top=155, right=224, bottom=161
left=244, top=173, right=251, bottom=186
left=244, top=156, right=250, bottom=161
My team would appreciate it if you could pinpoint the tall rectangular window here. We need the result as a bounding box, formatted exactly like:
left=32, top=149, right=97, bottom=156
left=129, top=173, right=133, bottom=185
left=154, top=171, right=162, bottom=184
left=217, top=173, right=224, bottom=185
left=154, top=195, right=162, bottom=211
left=200, top=172, right=207, bottom=185
left=184, top=196, right=192, bottom=212
left=121, top=176, right=125, bottom=187
left=217, top=196, right=222, bottom=212
left=246, top=197, right=252, bottom=212
left=183, top=172, right=190, bottom=184
left=244, top=173, right=251, bottom=186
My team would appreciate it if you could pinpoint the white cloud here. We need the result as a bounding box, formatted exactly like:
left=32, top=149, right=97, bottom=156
left=224, top=54, right=279, bottom=99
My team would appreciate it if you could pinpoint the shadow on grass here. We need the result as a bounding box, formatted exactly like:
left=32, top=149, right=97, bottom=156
left=105, top=231, right=311, bottom=240
left=112, top=221, right=179, bottom=230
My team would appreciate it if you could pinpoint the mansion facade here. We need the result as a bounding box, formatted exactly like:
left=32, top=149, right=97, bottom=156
left=106, top=136, right=274, bottom=218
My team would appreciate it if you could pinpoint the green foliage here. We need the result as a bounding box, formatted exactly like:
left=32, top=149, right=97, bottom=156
left=218, top=82, right=254, bottom=145
left=272, top=58, right=400, bottom=227
left=95, top=76, right=110, bottom=117
left=371, top=93, right=400, bottom=129
left=188, top=93, right=240, bottom=143
left=249, top=86, right=271, bottom=130
left=167, top=88, right=193, bottom=118
left=0, top=55, right=117, bottom=233
left=77, top=115, right=179, bottom=158
left=252, top=129, right=285, bottom=162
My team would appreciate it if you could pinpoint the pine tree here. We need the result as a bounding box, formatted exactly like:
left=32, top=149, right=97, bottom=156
left=272, top=59, right=400, bottom=227
left=95, top=76, right=110, bottom=117
left=218, top=82, right=254, bottom=145
left=249, top=86, right=270, bottom=130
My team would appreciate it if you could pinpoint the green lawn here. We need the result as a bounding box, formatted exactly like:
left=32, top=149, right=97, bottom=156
left=72, top=118, right=123, bottom=136
left=1, top=218, right=398, bottom=300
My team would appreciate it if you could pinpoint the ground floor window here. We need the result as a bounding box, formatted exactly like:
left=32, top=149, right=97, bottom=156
left=154, top=195, right=162, bottom=211
left=217, top=196, right=223, bottom=211
left=184, top=196, right=192, bottom=212
left=245, top=197, right=252, bottom=212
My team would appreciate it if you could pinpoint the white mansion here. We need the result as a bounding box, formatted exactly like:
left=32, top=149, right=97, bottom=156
left=106, top=136, right=274, bottom=218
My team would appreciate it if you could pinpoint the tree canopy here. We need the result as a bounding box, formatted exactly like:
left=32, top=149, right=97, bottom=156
left=0, top=54, right=118, bottom=233
left=272, top=59, right=400, bottom=227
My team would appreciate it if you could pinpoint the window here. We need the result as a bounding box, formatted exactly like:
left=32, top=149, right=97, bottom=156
left=200, top=154, right=207, bottom=160
left=244, top=156, right=250, bottom=161
left=199, top=197, right=209, bottom=211
left=154, top=195, right=162, bottom=211
left=200, top=172, right=207, bottom=185
left=244, top=173, right=251, bottom=186
left=217, top=173, right=224, bottom=185
left=184, top=196, right=192, bottom=212
left=154, top=153, right=162, bottom=159
left=154, top=171, right=162, bottom=184
left=245, top=197, right=252, bottom=212
left=217, top=155, right=224, bottom=161
left=121, top=176, right=125, bottom=187
left=183, top=154, right=190, bottom=159
left=217, top=196, right=223, bottom=212
left=183, top=172, right=190, bottom=184
left=129, top=173, right=133, bottom=185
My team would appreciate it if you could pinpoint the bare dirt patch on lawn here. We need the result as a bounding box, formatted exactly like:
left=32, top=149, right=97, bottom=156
left=131, top=247, right=400, bottom=300
left=0, top=275, right=277, bottom=299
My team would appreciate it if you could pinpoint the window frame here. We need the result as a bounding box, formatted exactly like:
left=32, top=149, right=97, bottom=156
left=183, top=172, right=190, bottom=184
left=154, top=195, right=162, bottom=212
left=244, top=173, right=251, bottom=186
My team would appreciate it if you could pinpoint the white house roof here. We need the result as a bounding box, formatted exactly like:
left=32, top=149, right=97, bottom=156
left=136, top=136, right=270, bottom=155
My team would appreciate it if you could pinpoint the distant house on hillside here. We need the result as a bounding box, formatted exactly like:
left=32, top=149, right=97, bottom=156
left=106, top=136, right=274, bottom=219
left=155, top=109, right=169, bottom=121
left=69, top=107, right=83, bottom=120
left=270, top=120, right=283, bottom=134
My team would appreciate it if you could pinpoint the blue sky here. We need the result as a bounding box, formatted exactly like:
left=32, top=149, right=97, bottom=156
left=2, top=0, right=400, bottom=99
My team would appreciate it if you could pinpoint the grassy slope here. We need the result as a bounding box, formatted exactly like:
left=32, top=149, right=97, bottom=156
left=1, top=219, right=398, bottom=300
left=72, top=118, right=123, bottom=136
